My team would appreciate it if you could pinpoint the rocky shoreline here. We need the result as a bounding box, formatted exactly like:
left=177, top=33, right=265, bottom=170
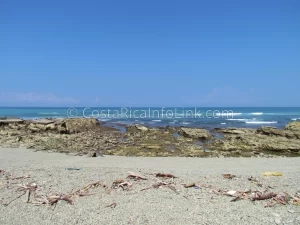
left=0, top=118, right=299, bottom=157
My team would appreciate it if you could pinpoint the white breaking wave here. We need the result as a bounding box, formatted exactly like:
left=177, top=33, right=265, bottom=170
left=98, top=119, right=111, bottom=121
left=181, top=122, right=190, bottom=125
left=216, top=112, right=242, bottom=116
left=251, top=112, right=263, bottom=115
left=292, top=118, right=300, bottom=121
left=221, top=123, right=226, bottom=125
left=245, top=121, right=277, bottom=124
left=227, top=118, right=248, bottom=121
left=152, top=120, right=162, bottom=122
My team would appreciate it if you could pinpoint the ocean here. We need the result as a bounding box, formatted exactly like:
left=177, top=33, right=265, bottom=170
left=0, top=107, right=299, bottom=129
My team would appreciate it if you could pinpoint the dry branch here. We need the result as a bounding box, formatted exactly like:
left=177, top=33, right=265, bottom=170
left=48, top=194, right=73, bottom=205
left=222, top=174, right=236, bottom=179
left=111, top=179, right=124, bottom=189
left=127, top=171, right=147, bottom=180
left=184, top=183, right=196, bottom=188
left=251, top=192, right=276, bottom=201
left=105, top=202, right=117, bottom=208
left=118, top=182, right=132, bottom=191
left=156, top=173, right=177, bottom=178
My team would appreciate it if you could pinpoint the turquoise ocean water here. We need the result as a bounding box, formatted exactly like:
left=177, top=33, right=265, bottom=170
left=0, top=107, right=299, bottom=129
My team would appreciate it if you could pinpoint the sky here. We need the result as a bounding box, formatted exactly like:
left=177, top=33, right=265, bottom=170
left=0, top=0, right=299, bottom=107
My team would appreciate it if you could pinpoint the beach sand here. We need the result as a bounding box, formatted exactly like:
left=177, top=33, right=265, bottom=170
left=0, top=147, right=300, bottom=225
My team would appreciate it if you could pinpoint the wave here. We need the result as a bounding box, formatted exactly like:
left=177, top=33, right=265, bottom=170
left=226, top=118, right=248, bottom=121
left=181, top=122, right=190, bottom=125
left=221, top=123, right=226, bottom=125
left=98, top=119, right=111, bottom=122
left=216, top=112, right=242, bottom=116
left=151, top=120, right=162, bottom=122
left=292, top=118, right=300, bottom=121
left=173, top=113, right=185, bottom=117
left=245, top=121, right=277, bottom=124
left=250, top=112, right=263, bottom=115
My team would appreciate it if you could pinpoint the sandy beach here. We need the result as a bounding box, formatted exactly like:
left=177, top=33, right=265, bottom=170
left=1, top=147, right=299, bottom=225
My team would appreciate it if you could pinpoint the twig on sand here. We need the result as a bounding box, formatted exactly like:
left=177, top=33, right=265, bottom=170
left=156, top=173, right=177, bottom=178
left=140, top=181, right=168, bottom=191
left=118, top=182, right=133, bottom=191
left=111, top=179, right=125, bottom=189
left=48, top=194, right=73, bottom=205
left=1, top=172, right=31, bottom=188
left=16, top=182, right=73, bottom=205
left=32, top=195, right=49, bottom=205
left=17, top=183, right=39, bottom=192
left=71, top=181, right=106, bottom=196
left=16, top=183, right=41, bottom=203
left=69, top=181, right=108, bottom=199
left=251, top=192, right=276, bottom=201
left=140, top=181, right=177, bottom=194
left=218, top=187, right=300, bottom=208
left=15, top=181, right=107, bottom=206
left=184, top=183, right=196, bottom=188
left=127, top=171, right=147, bottom=180
left=222, top=174, right=236, bottom=179
left=76, top=191, right=96, bottom=197
left=264, top=192, right=300, bottom=207
left=105, top=202, right=117, bottom=208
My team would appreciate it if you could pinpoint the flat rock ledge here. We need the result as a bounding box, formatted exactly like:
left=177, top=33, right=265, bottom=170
left=0, top=118, right=300, bottom=157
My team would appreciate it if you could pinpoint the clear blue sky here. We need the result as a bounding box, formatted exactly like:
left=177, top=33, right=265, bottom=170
left=0, top=0, right=299, bottom=107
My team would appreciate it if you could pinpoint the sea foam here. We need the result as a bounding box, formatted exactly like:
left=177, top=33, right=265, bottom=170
left=181, top=122, right=190, bottom=125
left=245, top=121, right=277, bottom=124
left=227, top=118, right=248, bottom=121
left=216, top=112, right=242, bottom=116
